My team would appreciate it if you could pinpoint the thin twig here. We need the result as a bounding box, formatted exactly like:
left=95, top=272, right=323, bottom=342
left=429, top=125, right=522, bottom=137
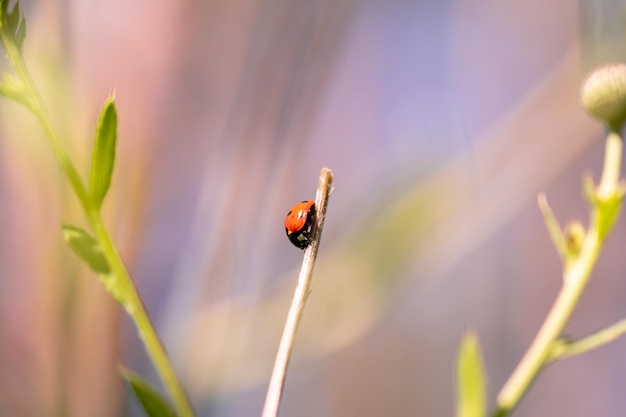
left=548, top=318, right=626, bottom=362
left=262, top=167, right=333, bottom=417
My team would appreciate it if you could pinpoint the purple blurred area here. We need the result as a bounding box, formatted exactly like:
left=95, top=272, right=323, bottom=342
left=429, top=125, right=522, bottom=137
left=1, top=0, right=626, bottom=416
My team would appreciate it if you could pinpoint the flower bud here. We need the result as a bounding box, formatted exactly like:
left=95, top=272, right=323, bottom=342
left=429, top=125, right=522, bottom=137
left=581, top=63, right=626, bottom=129
left=564, top=221, right=585, bottom=256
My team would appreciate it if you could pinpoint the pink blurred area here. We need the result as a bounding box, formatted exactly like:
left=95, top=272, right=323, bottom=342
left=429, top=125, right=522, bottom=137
left=1, top=0, right=625, bottom=416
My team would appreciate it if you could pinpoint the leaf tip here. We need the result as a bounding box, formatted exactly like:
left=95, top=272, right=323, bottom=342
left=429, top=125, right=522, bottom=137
left=121, top=369, right=180, bottom=417
left=456, top=329, right=486, bottom=417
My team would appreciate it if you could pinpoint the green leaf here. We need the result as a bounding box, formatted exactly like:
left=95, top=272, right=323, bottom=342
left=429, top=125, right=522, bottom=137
left=0, top=0, right=10, bottom=28
left=537, top=193, right=567, bottom=259
left=121, top=368, right=179, bottom=417
left=596, top=193, right=622, bottom=240
left=89, top=96, right=118, bottom=210
left=456, top=331, right=486, bottom=417
left=62, top=225, right=110, bottom=274
left=0, top=0, right=6, bottom=27
left=0, top=0, right=26, bottom=51
left=61, top=224, right=131, bottom=306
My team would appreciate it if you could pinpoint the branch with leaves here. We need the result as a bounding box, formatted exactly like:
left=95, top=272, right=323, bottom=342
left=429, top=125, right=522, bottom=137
left=455, top=63, right=626, bottom=417
left=0, top=2, right=194, bottom=417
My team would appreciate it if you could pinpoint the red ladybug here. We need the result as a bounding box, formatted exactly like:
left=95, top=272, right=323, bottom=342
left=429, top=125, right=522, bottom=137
left=284, top=200, right=316, bottom=249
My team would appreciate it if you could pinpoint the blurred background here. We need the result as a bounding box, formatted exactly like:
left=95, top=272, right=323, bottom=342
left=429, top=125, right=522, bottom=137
left=1, top=0, right=626, bottom=416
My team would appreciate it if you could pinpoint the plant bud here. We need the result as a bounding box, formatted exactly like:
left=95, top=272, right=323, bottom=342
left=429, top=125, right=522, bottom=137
left=581, top=63, right=626, bottom=129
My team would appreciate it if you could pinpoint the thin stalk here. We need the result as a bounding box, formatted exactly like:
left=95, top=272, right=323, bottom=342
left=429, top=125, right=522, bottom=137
left=0, top=30, right=91, bottom=211
left=549, top=319, right=626, bottom=362
left=493, top=128, right=624, bottom=417
left=1, top=32, right=195, bottom=417
left=91, top=214, right=195, bottom=417
left=262, top=167, right=333, bottom=417
left=494, top=233, right=600, bottom=415
left=597, top=129, right=623, bottom=200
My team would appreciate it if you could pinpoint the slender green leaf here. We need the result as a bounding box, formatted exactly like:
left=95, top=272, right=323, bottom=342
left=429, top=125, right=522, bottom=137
left=537, top=194, right=567, bottom=259
left=456, top=331, right=486, bottom=417
left=0, top=0, right=26, bottom=51
left=121, top=369, right=179, bottom=417
left=62, top=225, right=110, bottom=274
left=90, top=96, right=117, bottom=210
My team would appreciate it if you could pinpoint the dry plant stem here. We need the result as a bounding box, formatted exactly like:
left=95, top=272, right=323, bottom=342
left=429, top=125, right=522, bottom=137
left=494, top=128, right=623, bottom=417
left=262, top=167, right=333, bottom=417
left=0, top=35, right=195, bottom=417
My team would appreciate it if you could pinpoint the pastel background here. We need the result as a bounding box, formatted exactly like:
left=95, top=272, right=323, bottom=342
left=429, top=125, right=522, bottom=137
left=1, top=1, right=625, bottom=416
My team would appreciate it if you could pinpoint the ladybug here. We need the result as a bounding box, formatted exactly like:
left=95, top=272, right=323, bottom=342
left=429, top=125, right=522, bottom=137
left=284, top=200, right=316, bottom=249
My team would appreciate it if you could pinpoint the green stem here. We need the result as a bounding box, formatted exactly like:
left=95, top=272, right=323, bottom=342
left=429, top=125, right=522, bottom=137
left=597, top=129, right=623, bottom=200
left=1, top=30, right=91, bottom=211
left=91, top=214, right=195, bottom=417
left=1, top=30, right=195, bottom=417
left=494, top=232, right=600, bottom=414
left=494, top=128, right=624, bottom=417
left=549, top=319, right=626, bottom=362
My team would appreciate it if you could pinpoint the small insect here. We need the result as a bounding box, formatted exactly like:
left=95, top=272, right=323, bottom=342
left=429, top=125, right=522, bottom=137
left=284, top=200, right=316, bottom=249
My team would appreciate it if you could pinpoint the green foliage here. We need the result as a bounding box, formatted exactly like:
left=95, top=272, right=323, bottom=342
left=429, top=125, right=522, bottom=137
left=0, top=0, right=26, bottom=51
left=61, top=224, right=129, bottom=305
left=62, top=225, right=110, bottom=274
left=2, top=1, right=622, bottom=416
left=122, top=369, right=179, bottom=417
left=90, top=96, right=118, bottom=210
left=456, top=331, right=486, bottom=417
left=0, top=2, right=188, bottom=417
left=0, top=0, right=28, bottom=108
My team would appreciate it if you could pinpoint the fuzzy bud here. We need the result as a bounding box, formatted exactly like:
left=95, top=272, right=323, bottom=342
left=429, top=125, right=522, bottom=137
left=581, top=63, right=626, bottom=129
